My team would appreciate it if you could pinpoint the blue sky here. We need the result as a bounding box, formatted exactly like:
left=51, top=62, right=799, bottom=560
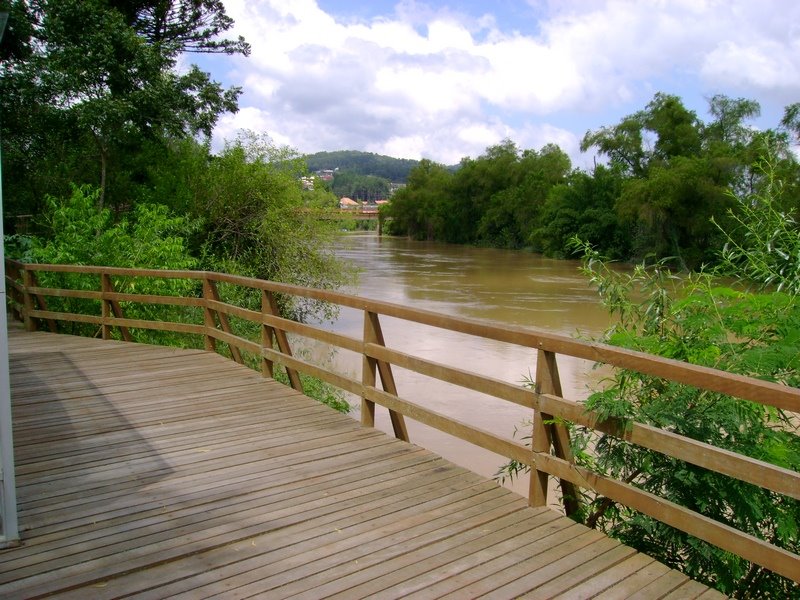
left=202, top=0, right=800, bottom=168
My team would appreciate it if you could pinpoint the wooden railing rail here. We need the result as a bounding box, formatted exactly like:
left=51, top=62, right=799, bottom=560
left=4, top=258, right=799, bottom=583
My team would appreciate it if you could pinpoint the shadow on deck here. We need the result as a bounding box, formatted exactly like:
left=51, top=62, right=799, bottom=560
left=0, top=328, right=723, bottom=599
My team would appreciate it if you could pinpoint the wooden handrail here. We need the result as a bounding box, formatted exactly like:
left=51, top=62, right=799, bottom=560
left=4, top=258, right=800, bottom=583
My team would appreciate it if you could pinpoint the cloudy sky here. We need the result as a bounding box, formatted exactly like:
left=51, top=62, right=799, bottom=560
left=198, top=0, right=800, bottom=168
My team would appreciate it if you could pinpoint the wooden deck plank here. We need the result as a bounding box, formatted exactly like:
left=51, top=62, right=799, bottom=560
left=624, top=568, right=695, bottom=599
left=311, top=510, right=572, bottom=600
left=662, top=579, right=725, bottom=599
left=129, top=487, right=521, bottom=600
left=2, top=460, right=477, bottom=586
left=282, top=508, right=561, bottom=600
left=0, top=327, right=725, bottom=599
left=5, top=446, right=448, bottom=571
left=547, top=552, right=658, bottom=599
left=19, top=437, right=417, bottom=530
left=591, top=558, right=675, bottom=599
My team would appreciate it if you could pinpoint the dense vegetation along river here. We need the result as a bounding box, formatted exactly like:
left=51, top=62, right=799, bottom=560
left=325, top=232, right=612, bottom=499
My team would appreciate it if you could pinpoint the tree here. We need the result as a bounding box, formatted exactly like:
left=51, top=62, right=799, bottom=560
left=476, top=144, right=571, bottom=248
left=780, top=102, right=800, bottom=144
left=581, top=93, right=762, bottom=267
left=331, top=171, right=390, bottom=201
left=146, top=132, right=354, bottom=322
left=531, top=165, right=629, bottom=258
left=383, top=159, right=453, bottom=240
left=0, top=0, right=247, bottom=217
left=580, top=115, right=647, bottom=177
left=615, top=155, right=733, bottom=267
left=110, top=0, right=249, bottom=55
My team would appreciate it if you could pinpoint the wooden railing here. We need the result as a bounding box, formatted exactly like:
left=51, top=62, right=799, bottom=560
left=4, top=259, right=800, bottom=583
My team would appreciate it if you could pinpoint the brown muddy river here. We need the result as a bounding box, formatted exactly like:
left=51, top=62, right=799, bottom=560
left=321, top=232, right=613, bottom=501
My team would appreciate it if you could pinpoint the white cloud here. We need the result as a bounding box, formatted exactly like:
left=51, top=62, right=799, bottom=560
left=702, top=39, right=800, bottom=92
left=212, top=0, right=800, bottom=163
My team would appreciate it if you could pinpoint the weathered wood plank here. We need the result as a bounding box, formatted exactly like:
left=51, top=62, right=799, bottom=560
left=0, top=327, right=724, bottom=599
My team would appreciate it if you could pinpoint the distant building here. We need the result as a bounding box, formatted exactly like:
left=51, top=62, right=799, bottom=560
left=339, top=197, right=359, bottom=209
left=316, top=169, right=335, bottom=182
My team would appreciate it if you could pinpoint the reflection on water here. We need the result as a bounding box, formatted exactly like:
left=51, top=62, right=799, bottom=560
left=323, top=233, right=612, bottom=502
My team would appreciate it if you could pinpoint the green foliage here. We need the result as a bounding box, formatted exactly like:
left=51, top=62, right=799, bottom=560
left=500, top=153, right=800, bottom=597
left=580, top=93, right=772, bottom=268
left=386, top=93, right=799, bottom=264
left=145, top=132, right=355, bottom=323
left=383, top=159, right=453, bottom=239
left=386, top=140, right=570, bottom=249
left=570, top=239, right=800, bottom=597
left=32, top=186, right=197, bottom=271
left=531, top=165, right=630, bottom=259
left=615, top=155, right=733, bottom=268
left=304, top=150, right=422, bottom=182
left=0, top=0, right=245, bottom=218
left=14, top=185, right=201, bottom=343
left=330, top=171, right=390, bottom=201
left=715, top=145, right=800, bottom=295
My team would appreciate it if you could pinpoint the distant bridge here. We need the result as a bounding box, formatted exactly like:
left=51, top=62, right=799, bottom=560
left=327, top=209, right=379, bottom=219
left=316, top=209, right=391, bottom=234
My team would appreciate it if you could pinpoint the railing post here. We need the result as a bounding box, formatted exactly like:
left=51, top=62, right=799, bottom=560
left=202, top=277, right=217, bottom=353
left=361, top=311, right=377, bottom=429
left=101, top=274, right=112, bottom=340
left=362, top=310, right=409, bottom=442
left=263, top=291, right=303, bottom=392
left=5, top=261, right=22, bottom=322
left=203, top=278, right=244, bottom=364
left=102, top=275, right=132, bottom=342
left=21, top=268, right=36, bottom=332
left=529, top=349, right=579, bottom=515
left=260, top=290, right=274, bottom=379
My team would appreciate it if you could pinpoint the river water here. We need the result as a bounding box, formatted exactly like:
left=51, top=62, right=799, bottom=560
left=321, top=232, right=612, bottom=500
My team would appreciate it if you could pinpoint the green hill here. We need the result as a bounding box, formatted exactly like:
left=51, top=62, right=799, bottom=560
left=304, top=150, right=420, bottom=183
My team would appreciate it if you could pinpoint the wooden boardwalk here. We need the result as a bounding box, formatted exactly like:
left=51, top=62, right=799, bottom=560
left=1, top=327, right=724, bottom=599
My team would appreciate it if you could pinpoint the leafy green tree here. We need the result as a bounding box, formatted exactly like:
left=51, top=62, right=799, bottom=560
left=580, top=115, right=648, bottom=177
left=331, top=171, right=390, bottom=201
left=13, top=185, right=200, bottom=341
left=531, top=165, right=629, bottom=258
left=385, top=140, right=570, bottom=248
left=616, top=155, right=733, bottom=267
left=110, top=0, right=249, bottom=55
left=781, top=102, right=800, bottom=144
left=147, top=132, right=354, bottom=322
left=582, top=93, right=767, bottom=267
left=383, top=159, right=453, bottom=240
left=443, top=140, right=522, bottom=244
left=0, top=0, right=247, bottom=218
left=476, top=144, right=571, bottom=248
